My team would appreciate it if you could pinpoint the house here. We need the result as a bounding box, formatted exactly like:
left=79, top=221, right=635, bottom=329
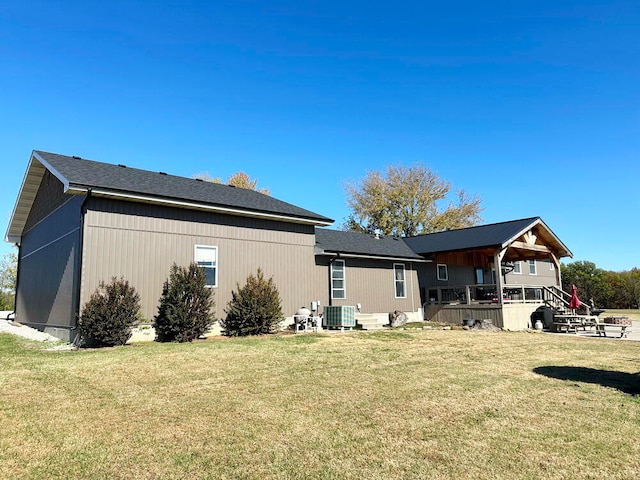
left=5, top=151, right=573, bottom=341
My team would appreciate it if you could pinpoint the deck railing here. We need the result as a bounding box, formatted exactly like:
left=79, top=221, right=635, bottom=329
left=426, top=284, right=548, bottom=306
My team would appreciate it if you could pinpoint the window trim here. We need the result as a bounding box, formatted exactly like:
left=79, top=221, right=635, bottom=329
left=194, top=244, right=218, bottom=288
left=528, top=259, right=537, bottom=275
left=393, top=263, right=407, bottom=299
left=513, top=261, right=522, bottom=275
left=331, top=259, right=346, bottom=299
left=437, top=264, right=448, bottom=281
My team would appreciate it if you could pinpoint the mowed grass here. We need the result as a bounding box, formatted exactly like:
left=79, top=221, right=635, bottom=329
left=1, top=330, right=639, bottom=480
left=603, top=309, right=640, bottom=321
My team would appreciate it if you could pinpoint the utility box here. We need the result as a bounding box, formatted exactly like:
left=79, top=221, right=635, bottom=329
left=323, top=305, right=356, bottom=329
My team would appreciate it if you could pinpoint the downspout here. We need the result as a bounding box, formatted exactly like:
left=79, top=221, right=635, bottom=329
left=410, top=261, right=416, bottom=315
left=73, top=189, right=92, bottom=336
left=328, top=257, right=336, bottom=307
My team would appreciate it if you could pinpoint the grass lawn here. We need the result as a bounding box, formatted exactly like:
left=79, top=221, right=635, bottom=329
left=1, top=329, right=639, bottom=479
left=602, top=309, right=640, bottom=321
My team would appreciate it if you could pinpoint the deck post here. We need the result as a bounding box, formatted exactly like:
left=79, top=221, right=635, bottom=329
left=494, top=249, right=506, bottom=306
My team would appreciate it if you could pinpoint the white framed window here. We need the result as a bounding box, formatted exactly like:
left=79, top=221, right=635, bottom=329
left=513, top=261, right=521, bottom=274
left=394, top=264, right=406, bottom=298
left=195, top=245, right=217, bottom=287
left=549, top=260, right=555, bottom=271
left=437, top=264, right=448, bottom=281
left=331, top=259, right=345, bottom=299
left=528, top=260, right=537, bottom=275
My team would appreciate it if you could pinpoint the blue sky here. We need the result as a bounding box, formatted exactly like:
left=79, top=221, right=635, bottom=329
left=1, top=1, right=638, bottom=271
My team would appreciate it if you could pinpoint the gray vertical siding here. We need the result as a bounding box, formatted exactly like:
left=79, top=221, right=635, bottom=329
left=23, top=171, right=74, bottom=232
left=17, top=190, right=83, bottom=340
left=505, top=259, right=557, bottom=286
left=80, top=198, right=326, bottom=323
left=315, top=257, right=421, bottom=315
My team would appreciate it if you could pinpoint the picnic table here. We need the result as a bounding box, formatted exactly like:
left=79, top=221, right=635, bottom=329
left=551, top=314, right=598, bottom=334
left=595, top=316, right=632, bottom=338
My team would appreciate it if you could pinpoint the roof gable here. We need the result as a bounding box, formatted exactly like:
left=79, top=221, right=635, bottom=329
left=6, top=150, right=333, bottom=243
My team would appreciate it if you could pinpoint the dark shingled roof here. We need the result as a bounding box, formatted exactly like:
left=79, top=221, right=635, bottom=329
left=35, top=151, right=333, bottom=224
left=315, top=228, right=425, bottom=260
left=403, top=217, right=546, bottom=254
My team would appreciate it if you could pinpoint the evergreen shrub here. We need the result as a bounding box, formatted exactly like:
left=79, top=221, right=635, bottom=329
left=221, top=268, right=284, bottom=336
left=78, top=277, right=141, bottom=347
left=154, top=263, right=215, bottom=342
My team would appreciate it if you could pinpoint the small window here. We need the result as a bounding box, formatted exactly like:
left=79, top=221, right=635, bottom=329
left=437, top=264, right=448, bottom=281
left=528, top=260, right=537, bottom=275
left=475, top=268, right=484, bottom=284
left=394, top=264, right=406, bottom=298
left=513, top=261, right=521, bottom=274
left=549, top=260, right=555, bottom=271
left=195, top=245, right=217, bottom=287
left=331, top=260, right=345, bottom=299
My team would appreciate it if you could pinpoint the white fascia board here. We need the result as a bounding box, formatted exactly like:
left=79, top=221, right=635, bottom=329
left=5, top=151, right=69, bottom=244
left=71, top=187, right=333, bottom=227
left=32, top=151, right=70, bottom=191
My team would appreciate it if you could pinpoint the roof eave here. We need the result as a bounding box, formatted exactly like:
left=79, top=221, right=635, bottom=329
left=316, top=250, right=429, bottom=262
left=75, top=187, right=333, bottom=226
left=5, top=151, right=73, bottom=245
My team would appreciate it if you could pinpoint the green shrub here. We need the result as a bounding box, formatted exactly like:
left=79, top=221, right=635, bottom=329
left=221, top=268, right=284, bottom=336
left=78, top=277, right=141, bottom=347
left=154, top=263, right=215, bottom=342
left=0, top=291, right=14, bottom=311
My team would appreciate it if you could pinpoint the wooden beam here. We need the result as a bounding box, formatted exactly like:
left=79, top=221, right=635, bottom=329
left=510, top=241, right=551, bottom=253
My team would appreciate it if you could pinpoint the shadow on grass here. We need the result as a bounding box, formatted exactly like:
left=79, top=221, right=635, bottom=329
left=534, top=366, right=640, bottom=396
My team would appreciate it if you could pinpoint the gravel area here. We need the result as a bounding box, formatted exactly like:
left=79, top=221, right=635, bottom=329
left=0, top=319, right=76, bottom=349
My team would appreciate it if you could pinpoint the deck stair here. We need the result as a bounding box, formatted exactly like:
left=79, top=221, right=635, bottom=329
left=356, top=313, right=388, bottom=331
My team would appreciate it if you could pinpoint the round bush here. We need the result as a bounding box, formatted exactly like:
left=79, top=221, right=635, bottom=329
left=78, top=277, right=141, bottom=347
left=222, top=268, right=284, bottom=336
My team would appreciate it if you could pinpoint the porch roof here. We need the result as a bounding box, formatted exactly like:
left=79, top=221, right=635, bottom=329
left=403, top=217, right=572, bottom=259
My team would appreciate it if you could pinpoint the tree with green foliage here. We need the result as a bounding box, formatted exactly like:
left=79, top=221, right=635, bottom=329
left=221, top=268, right=284, bottom=336
left=620, top=268, right=640, bottom=309
left=77, top=277, right=141, bottom=347
left=344, top=163, right=482, bottom=237
left=561, top=261, right=607, bottom=307
left=0, top=250, right=17, bottom=310
left=154, top=263, right=215, bottom=342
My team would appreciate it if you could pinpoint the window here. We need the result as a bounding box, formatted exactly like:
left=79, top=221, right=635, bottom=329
left=475, top=268, right=484, bottom=284
left=331, top=260, right=345, bottom=299
left=549, top=260, right=555, bottom=271
left=195, top=245, right=217, bottom=287
left=528, top=260, right=537, bottom=275
left=394, top=264, right=406, bottom=298
left=437, top=264, right=448, bottom=281
left=513, top=261, right=521, bottom=274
